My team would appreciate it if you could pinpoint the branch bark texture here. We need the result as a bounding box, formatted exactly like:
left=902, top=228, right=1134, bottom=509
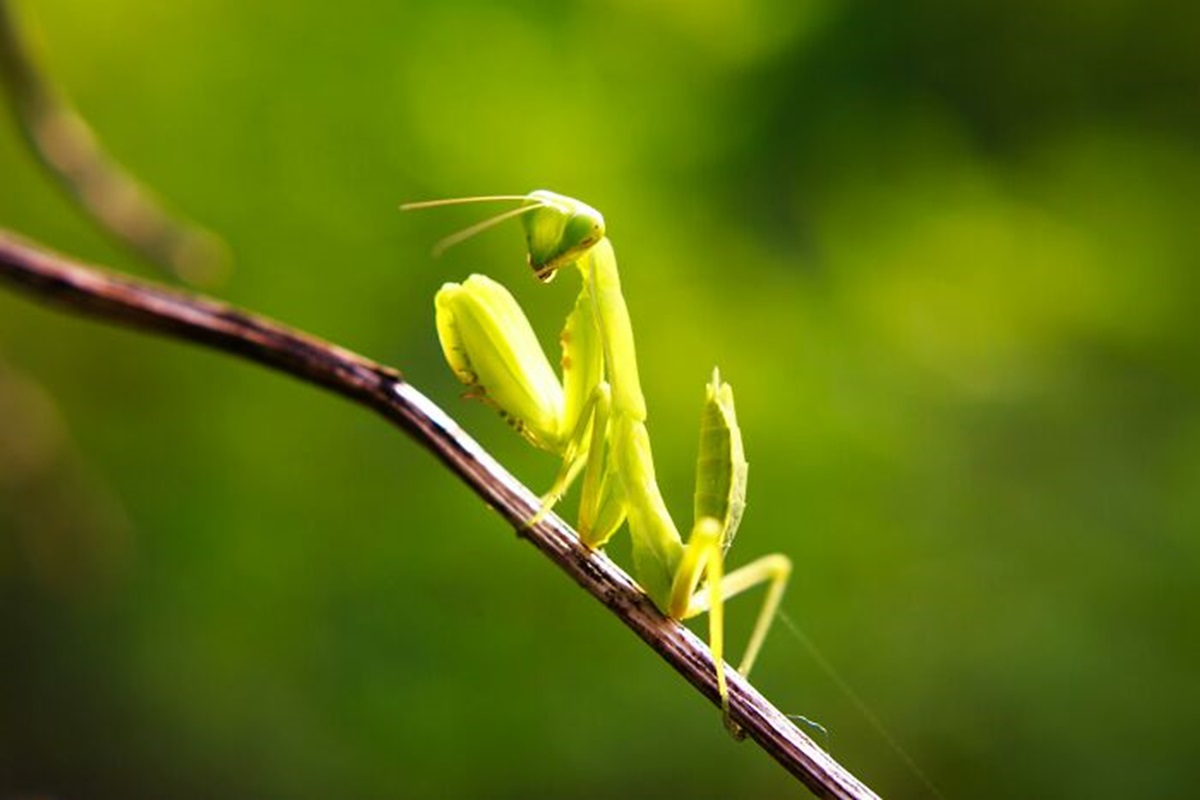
left=0, top=229, right=881, bottom=800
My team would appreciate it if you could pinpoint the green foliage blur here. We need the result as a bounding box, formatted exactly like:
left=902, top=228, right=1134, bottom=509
left=2, top=1, right=1199, bottom=797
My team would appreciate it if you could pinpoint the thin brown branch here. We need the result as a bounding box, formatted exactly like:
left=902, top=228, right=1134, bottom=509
left=0, top=1, right=230, bottom=285
left=0, top=229, right=882, bottom=800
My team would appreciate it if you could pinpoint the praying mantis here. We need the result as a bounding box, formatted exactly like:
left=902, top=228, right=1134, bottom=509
left=403, top=190, right=791, bottom=726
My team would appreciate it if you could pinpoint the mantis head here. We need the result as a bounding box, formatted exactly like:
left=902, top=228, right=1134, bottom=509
left=520, top=190, right=605, bottom=282
left=401, top=190, right=606, bottom=283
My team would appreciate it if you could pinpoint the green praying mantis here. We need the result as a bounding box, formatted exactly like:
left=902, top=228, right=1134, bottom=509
left=402, top=190, right=791, bottom=726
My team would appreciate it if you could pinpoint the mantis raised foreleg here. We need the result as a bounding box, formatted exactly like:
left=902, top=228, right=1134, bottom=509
left=403, top=191, right=791, bottom=726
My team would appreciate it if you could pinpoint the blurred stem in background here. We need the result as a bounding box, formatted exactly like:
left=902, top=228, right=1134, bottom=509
left=0, top=0, right=229, bottom=286
left=0, top=352, right=133, bottom=598
left=0, top=0, right=163, bottom=603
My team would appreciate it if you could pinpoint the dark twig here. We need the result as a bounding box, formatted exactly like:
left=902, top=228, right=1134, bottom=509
left=0, top=1, right=230, bottom=285
left=0, top=229, right=881, bottom=800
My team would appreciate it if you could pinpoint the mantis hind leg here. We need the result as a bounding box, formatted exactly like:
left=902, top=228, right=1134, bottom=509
left=706, top=553, right=791, bottom=679
left=667, top=522, right=792, bottom=731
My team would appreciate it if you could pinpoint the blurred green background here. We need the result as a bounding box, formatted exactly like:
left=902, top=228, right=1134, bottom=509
left=2, top=0, right=1199, bottom=797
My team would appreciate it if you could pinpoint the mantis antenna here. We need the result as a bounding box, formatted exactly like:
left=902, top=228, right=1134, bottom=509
left=401, top=195, right=549, bottom=257
left=399, top=195, right=533, bottom=209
